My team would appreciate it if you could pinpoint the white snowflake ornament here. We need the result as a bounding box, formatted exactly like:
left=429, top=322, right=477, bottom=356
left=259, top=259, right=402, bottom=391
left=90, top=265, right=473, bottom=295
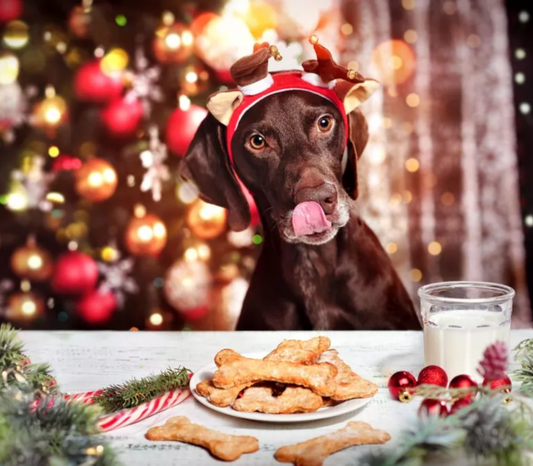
left=98, top=255, right=138, bottom=309
left=126, top=47, right=163, bottom=118
left=10, top=155, right=54, bottom=211
left=140, top=126, right=170, bottom=201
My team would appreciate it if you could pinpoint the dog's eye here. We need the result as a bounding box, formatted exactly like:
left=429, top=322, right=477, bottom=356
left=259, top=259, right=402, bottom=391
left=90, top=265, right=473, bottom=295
left=249, top=134, right=266, bottom=150
left=317, top=115, right=333, bottom=132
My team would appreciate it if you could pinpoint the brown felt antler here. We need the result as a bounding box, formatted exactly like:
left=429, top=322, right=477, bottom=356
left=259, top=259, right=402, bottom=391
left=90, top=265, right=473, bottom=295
left=302, top=35, right=365, bottom=84
left=230, top=42, right=282, bottom=87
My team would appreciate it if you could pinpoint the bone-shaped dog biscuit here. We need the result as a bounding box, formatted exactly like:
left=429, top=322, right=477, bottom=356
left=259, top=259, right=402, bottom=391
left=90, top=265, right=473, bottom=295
left=196, top=379, right=254, bottom=407
left=212, top=349, right=338, bottom=397
left=233, top=385, right=323, bottom=414
left=197, top=336, right=331, bottom=406
left=274, top=421, right=391, bottom=466
left=145, top=416, right=259, bottom=462
left=264, top=336, right=331, bottom=364
left=319, top=349, right=379, bottom=400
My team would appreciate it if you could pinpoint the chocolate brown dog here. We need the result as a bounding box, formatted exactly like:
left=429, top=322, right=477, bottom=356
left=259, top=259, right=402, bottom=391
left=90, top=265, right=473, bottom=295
left=181, top=40, right=420, bottom=330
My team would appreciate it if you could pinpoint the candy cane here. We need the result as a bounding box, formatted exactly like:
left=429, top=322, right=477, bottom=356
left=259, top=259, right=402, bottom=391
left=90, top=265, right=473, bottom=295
left=64, top=388, right=191, bottom=432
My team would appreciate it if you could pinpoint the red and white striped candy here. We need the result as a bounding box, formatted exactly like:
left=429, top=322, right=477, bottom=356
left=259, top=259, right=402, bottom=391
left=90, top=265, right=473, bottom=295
left=64, top=388, right=191, bottom=432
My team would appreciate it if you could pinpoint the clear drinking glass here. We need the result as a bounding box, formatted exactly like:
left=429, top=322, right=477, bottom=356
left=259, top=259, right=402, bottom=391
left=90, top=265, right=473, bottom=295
left=418, top=281, right=515, bottom=381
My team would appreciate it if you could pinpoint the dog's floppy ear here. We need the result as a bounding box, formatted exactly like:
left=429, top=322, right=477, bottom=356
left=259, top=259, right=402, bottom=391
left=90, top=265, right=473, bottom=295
left=180, top=113, right=251, bottom=231
left=342, top=108, right=369, bottom=200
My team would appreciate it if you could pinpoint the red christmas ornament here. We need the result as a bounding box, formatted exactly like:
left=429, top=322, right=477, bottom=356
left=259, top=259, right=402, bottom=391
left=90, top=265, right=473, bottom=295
left=0, top=0, right=22, bottom=22
left=418, top=398, right=448, bottom=417
left=101, top=96, right=143, bottom=137
left=51, top=251, right=98, bottom=295
left=166, top=105, right=207, bottom=156
left=215, top=68, right=235, bottom=85
left=52, top=155, right=82, bottom=173
left=418, top=365, right=448, bottom=387
left=74, top=61, right=124, bottom=104
left=181, top=305, right=209, bottom=320
left=449, top=374, right=478, bottom=401
left=483, top=374, right=512, bottom=392
left=388, top=371, right=417, bottom=402
left=76, top=290, right=116, bottom=324
left=450, top=397, right=472, bottom=415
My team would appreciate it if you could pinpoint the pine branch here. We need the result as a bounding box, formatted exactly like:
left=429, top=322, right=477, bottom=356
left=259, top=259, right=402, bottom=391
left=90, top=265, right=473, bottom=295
left=0, top=323, right=59, bottom=395
left=93, top=366, right=192, bottom=413
left=357, top=396, right=533, bottom=466
left=0, top=386, right=117, bottom=466
left=514, top=338, right=533, bottom=397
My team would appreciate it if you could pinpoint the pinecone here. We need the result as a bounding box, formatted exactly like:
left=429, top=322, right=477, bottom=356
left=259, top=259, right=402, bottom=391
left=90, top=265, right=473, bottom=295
left=477, top=341, right=508, bottom=381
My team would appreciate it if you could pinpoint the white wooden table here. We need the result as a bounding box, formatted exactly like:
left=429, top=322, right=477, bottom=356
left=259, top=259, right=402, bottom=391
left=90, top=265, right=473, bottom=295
left=20, top=330, right=533, bottom=466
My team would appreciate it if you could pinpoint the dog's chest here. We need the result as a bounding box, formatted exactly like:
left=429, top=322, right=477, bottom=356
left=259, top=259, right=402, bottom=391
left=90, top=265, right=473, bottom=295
left=282, top=246, right=343, bottom=328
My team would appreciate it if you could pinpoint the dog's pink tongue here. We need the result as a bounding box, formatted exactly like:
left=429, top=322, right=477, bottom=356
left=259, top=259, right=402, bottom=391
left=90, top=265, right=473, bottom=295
left=292, top=201, right=332, bottom=236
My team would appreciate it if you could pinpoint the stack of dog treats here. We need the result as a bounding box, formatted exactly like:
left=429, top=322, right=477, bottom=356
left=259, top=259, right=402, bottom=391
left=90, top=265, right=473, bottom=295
left=196, top=336, right=378, bottom=414
left=146, top=337, right=390, bottom=465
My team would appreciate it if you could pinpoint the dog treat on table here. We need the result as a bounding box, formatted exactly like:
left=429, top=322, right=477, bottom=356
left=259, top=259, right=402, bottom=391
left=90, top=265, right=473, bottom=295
left=195, top=379, right=254, bottom=407
left=274, top=421, right=391, bottom=466
left=212, top=349, right=338, bottom=397
left=319, top=349, right=379, bottom=400
left=145, top=416, right=259, bottom=462
left=264, top=336, right=331, bottom=364
left=197, top=336, right=331, bottom=406
left=233, top=385, right=323, bottom=414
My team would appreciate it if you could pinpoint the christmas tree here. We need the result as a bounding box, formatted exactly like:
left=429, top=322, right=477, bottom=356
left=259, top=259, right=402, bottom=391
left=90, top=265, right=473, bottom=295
left=0, top=0, right=337, bottom=330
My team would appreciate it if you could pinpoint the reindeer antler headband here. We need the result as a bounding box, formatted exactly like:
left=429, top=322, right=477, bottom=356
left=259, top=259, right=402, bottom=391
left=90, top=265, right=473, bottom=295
left=206, top=36, right=380, bottom=223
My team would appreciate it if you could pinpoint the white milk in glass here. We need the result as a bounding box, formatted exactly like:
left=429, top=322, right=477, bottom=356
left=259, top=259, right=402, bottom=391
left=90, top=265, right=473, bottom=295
left=424, top=309, right=510, bottom=381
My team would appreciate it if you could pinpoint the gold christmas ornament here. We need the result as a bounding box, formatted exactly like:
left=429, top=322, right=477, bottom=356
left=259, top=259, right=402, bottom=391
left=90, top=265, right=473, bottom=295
left=11, top=237, right=53, bottom=281
left=6, top=291, right=45, bottom=322
left=153, top=21, right=193, bottom=64
left=33, top=87, right=67, bottom=130
left=125, top=212, right=167, bottom=256
left=2, top=20, right=29, bottom=49
left=371, top=39, right=416, bottom=87
left=186, top=199, right=227, bottom=239
left=75, top=158, right=117, bottom=202
left=239, top=1, right=277, bottom=39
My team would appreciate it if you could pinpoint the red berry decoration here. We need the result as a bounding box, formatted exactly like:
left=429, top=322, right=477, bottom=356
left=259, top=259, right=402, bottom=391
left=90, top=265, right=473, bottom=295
left=449, top=374, right=478, bottom=401
left=418, top=398, right=448, bottom=417
left=418, top=365, right=448, bottom=387
left=388, top=371, right=417, bottom=402
left=483, top=374, right=512, bottom=392
left=450, top=397, right=472, bottom=414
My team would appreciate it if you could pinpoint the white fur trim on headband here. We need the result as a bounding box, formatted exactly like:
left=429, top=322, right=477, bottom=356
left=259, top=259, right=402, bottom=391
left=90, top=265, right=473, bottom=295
left=237, top=74, right=274, bottom=96
left=301, top=72, right=329, bottom=88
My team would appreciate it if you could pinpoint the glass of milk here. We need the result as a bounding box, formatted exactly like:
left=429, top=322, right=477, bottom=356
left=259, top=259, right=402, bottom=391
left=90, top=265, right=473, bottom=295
left=419, top=281, right=515, bottom=381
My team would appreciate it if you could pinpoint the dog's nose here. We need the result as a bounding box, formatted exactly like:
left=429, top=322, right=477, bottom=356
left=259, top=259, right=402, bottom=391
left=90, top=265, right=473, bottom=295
left=294, top=182, right=338, bottom=215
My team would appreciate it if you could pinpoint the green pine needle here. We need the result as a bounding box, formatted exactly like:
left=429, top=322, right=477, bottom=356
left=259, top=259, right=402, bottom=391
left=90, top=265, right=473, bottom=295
left=0, top=386, right=117, bottom=466
left=514, top=338, right=533, bottom=397
left=0, top=323, right=59, bottom=394
left=94, top=366, right=192, bottom=413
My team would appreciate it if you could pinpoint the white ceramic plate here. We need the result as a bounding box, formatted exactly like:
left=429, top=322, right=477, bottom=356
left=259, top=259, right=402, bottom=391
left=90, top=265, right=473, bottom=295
left=190, top=351, right=375, bottom=423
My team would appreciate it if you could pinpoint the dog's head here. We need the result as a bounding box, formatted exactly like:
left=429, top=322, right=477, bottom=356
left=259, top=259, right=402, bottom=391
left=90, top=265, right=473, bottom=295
left=181, top=40, right=379, bottom=245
